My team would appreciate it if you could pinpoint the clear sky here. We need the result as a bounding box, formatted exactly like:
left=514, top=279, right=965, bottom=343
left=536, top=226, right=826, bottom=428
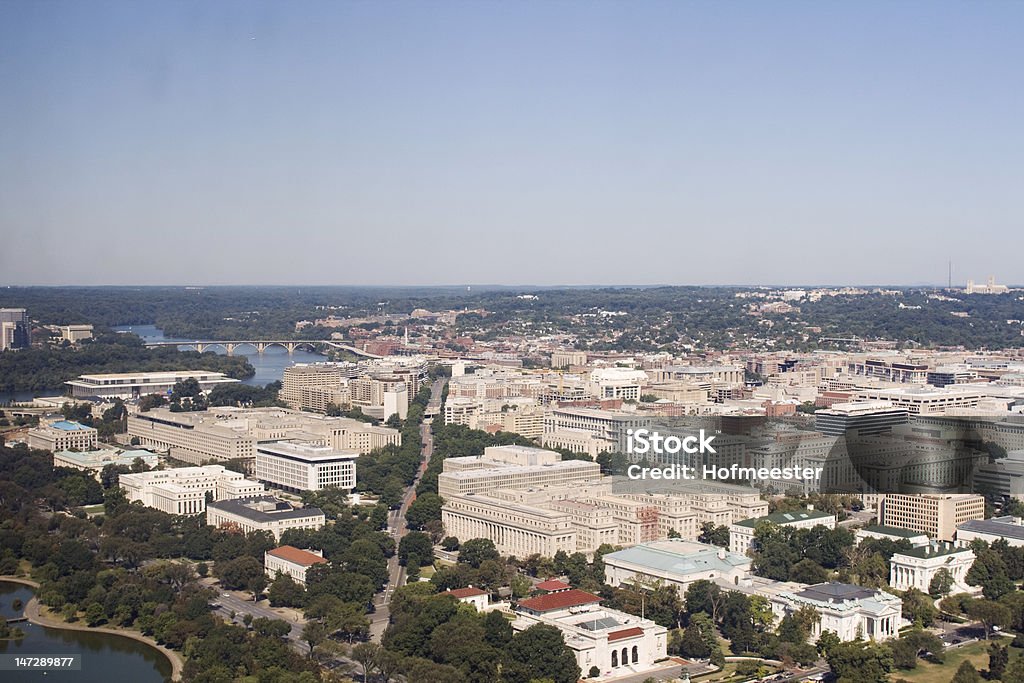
left=1, top=1, right=1021, bottom=287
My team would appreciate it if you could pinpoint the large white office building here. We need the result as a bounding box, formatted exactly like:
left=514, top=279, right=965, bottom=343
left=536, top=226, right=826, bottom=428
left=66, top=370, right=239, bottom=399
left=437, top=446, right=602, bottom=499
left=119, top=465, right=265, bottom=515
left=255, top=441, right=358, bottom=492
left=206, top=496, right=326, bottom=540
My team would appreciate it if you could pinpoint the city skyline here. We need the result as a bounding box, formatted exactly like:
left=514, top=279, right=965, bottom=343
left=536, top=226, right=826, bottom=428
left=2, top=1, right=1023, bottom=287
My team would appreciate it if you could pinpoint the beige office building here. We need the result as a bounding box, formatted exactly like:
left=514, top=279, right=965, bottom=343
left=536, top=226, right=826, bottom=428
left=128, top=409, right=257, bottom=465
left=27, top=420, right=98, bottom=452
left=880, top=493, right=985, bottom=541
left=437, top=457, right=601, bottom=499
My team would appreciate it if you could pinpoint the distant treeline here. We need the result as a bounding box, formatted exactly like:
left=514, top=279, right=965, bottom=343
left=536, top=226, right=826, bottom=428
left=1, top=285, right=1022, bottom=350
left=0, top=333, right=254, bottom=393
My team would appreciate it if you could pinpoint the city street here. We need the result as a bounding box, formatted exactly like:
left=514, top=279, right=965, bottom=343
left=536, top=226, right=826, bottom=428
left=369, top=377, right=446, bottom=641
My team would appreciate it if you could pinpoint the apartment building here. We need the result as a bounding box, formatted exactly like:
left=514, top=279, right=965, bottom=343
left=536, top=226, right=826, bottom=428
left=880, top=493, right=985, bottom=541
left=255, top=441, right=358, bottom=492
left=119, top=465, right=265, bottom=515
left=206, top=496, right=326, bottom=540
left=550, top=351, right=587, bottom=369
left=280, top=363, right=354, bottom=408
left=27, top=420, right=98, bottom=452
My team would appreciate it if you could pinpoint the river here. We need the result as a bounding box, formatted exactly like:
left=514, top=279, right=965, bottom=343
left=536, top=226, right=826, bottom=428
left=112, top=324, right=326, bottom=387
left=0, top=581, right=172, bottom=682
left=0, top=327, right=325, bottom=404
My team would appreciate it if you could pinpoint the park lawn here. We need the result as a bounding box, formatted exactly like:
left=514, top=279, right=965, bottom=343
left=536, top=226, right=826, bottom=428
left=80, top=504, right=105, bottom=516
left=694, top=663, right=740, bottom=682
left=891, top=635, right=1018, bottom=681
left=419, top=564, right=436, bottom=578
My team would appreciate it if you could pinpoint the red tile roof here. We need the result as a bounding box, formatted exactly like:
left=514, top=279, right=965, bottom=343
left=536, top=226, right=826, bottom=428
left=446, top=586, right=488, bottom=599
left=608, top=627, right=644, bottom=641
left=536, top=579, right=572, bottom=592
left=266, top=545, right=328, bottom=567
left=517, top=589, right=602, bottom=613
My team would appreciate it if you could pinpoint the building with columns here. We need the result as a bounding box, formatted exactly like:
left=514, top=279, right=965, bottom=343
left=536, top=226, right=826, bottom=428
left=512, top=589, right=667, bottom=679
left=770, top=582, right=902, bottom=642
left=890, top=543, right=975, bottom=593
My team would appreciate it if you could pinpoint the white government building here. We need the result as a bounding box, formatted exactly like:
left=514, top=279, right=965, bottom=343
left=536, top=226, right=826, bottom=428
left=889, top=542, right=975, bottom=593
left=255, top=441, right=358, bottom=492
left=512, top=588, right=667, bottom=679
left=119, top=465, right=265, bottom=515
left=206, top=496, right=326, bottom=540
left=66, top=370, right=239, bottom=399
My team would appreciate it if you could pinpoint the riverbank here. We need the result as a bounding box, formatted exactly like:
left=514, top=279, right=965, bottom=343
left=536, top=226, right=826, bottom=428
left=0, top=576, right=184, bottom=682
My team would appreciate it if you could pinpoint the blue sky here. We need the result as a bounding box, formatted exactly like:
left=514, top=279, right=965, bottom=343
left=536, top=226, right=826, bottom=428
left=1, top=1, right=1021, bottom=286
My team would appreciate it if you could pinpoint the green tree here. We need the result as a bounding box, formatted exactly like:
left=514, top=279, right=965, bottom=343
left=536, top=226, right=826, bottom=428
left=458, top=538, right=499, bottom=568
left=503, top=624, right=581, bottom=683
left=1004, top=656, right=1024, bottom=683
left=826, top=640, right=893, bottom=683
left=267, top=573, right=306, bottom=608
left=928, top=567, right=954, bottom=598
left=990, top=642, right=1009, bottom=680
left=406, top=493, right=444, bottom=530
left=966, top=549, right=1015, bottom=600
left=215, top=555, right=264, bottom=591
left=901, top=588, right=938, bottom=627
left=697, top=522, right=729, bottom=547
left=399, top=531, right=434, bottom=567
left=951, top=661, right=983, bottom=683
left=966, top=599, right=1011, bottom=639
left=352, top=642, right=380, bottom=681
left=301, top=620, right=326, bottom=658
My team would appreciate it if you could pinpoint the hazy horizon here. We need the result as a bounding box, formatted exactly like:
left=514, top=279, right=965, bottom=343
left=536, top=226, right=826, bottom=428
left=2, top=2, right=1022, bottom=287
